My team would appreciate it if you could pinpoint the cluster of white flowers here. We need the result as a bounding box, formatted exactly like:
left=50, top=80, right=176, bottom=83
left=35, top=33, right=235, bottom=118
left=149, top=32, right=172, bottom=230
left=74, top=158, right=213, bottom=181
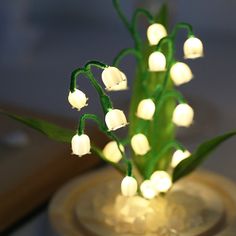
left=68, top=66, right=128, bottom=157
left=120, top=22, right=203, bottom=198
left=68, top=21, right=203, bottom=199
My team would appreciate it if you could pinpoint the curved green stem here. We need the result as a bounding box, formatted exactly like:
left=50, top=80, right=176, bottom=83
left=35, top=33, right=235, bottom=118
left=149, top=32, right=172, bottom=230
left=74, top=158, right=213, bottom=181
left=78, top=114, right=106, bottom=135
left=131, top=8, right=154, bottom=28
left=85, top=60, right=107, bottom=70
left=171, top=22, right=194, bottom=38
left=70, top=68, right=87, bottom=92
left=113, top=48, right=142, bottom=67
left=146, top=140, right=185, bottom=177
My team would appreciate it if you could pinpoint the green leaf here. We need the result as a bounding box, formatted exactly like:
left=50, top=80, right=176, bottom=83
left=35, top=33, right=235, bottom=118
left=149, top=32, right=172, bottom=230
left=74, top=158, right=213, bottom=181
left=0, top=109, right=74, bottom=143
left=155, top=3, right=168, bottom=27
left=173, top=131, right=236, bottom=182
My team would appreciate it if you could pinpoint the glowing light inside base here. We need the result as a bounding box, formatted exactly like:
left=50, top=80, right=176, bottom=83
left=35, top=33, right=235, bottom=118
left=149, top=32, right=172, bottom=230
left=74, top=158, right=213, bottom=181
left=136, top=99, right=156, bottom=120
left=171, top=149, right=191, bottom=168
left=105, top=109, right=128, bottom=131
left=150, top=171, right=172, bottom=193
left=140, top=180, right=158, bottom=199
left=170, top=62, right=193, bottom=86
left=131, top=133, right=151, bottom=155
left=147, top=23, right=167, bottom=46
left=148, top=51, right=166, bottom=72
left=71, top=134, right=91, bottom=157
left=102, top=66, right=128, bottom=91
left=121, top=176, right=138, bottom=197
left=68, top=89, right=88, bottom=111
left=103, top=141, right=124, bottom=163
left=172, top=103, right=194, bottom=127
left=184, top=37, right=204, bottom=59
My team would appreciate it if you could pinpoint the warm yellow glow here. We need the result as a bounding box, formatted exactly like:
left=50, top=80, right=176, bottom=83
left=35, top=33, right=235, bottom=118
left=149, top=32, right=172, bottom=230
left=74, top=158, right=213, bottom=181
left=131, top=133, right=151, bottom=155
left=121, top=176, right=138, bottom=197
left=68, top=89, right=88, bottom=111
left=102, top=66, right=128, bottom=91
left=71, top=134, right=91, bottom=157
left=140, top=180, right=157, bottom=199
left=148, top=51, right=166, bottom=72
left=172, top=103, right=194, bottom=127
left=103, top=141, right=124, bottom=163
left=105, top=109, right=128, bottom=131
left=184, top=37, right=204, bottom=59
left=170, top=62, right=193, bottom=86
left=171, top=149, right=191, bottom=168
left=150, top=171, right=172, bottom=193
left=147, top=23, right=167, bottom=45
left=136, top=99, right=156, bottom=120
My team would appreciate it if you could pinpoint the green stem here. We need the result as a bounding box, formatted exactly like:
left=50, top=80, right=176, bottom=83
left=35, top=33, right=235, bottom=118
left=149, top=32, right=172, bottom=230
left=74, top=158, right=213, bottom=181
left=70, top=68, right=87, bottom=92
left=146, top=140, right=185, bottom=177
left=171, top=22, right=194, bottom=38
left=113, top=48, right=142, bottom=67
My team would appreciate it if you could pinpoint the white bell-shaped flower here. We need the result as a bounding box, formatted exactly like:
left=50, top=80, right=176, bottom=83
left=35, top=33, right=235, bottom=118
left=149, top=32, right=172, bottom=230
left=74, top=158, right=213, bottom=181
left=68, top=89, right=88, bottom=111
left=105, top=109, right=128, bottom=131
left=121, top=176, right=138, bottom=197
left=172, top=103, right=194, bottom=127
left=171, top=149, right=191, bottom=168
left=170, top=62, right=193, bottom=86
left=71, top=134, right=91, bottom=157
left=102, top=66, right=128, bottom=91
left=148, top=51, right=166, bottom=72
left=136, top=99, right=156, bottom=120
left=103, top=141, right=124, bottom=163
left=150, top=171, right=172, bottom=193
left=131, top=133, right=151, bottom=155
left=140, top=180, right=158, bottom=199
left=184, top=37, right=204, bottom=59
left=147, top=23, right=167, bottom=45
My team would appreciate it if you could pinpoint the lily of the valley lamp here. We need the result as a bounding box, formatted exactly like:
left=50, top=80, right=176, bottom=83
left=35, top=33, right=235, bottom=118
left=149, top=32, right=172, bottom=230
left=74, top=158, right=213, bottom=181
left=67, top=4, right=206, bottom=199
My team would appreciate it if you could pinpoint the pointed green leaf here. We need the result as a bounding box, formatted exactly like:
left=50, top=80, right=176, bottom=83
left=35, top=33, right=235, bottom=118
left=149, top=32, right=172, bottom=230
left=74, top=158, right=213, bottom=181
left=155, top=3, right=168, bottom=27
left=173, top=131, right=236, bottom=182
left=0, top=109, right=74, bottom=143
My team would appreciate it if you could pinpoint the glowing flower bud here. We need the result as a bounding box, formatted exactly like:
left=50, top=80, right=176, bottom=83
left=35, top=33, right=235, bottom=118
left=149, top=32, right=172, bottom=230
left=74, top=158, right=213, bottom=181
left=148, top=51, right=166, bottom=72
left=105, top=109, right=128, bottom=131
left=131, top=133, right=151, bottom=155
left=103, top=141, right=124, bottom=163
left=102, top=66, right=127, bottom=91
left=150, top=171, right=172, bottom=193
left=171, top=149, right=191, bottom=168
left=136, top=99, right=156, bottom=120
left=121, top=176, right=138, bottom=197
left=147, top=23, right=167, bottom=45
left=71, top=134, right=91, bottom=157
left=184, top=37, right=204, bottom=59
left=172, top=103, right=194, bottom=127
left=170, top=62, right=193, bottom=86
left=68, top=89, right=88, bottom=111
left=140, top=180, right=157, bottom=199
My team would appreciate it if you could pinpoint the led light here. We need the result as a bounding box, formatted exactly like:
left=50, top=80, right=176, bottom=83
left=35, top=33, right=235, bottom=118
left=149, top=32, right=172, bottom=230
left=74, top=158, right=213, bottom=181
left=71, top=134, right=91, bottom=157
left=131, top=133, right=151, bottom=156
left=140, top=180, right=157, bottom=199
left=102, top=66, right=128, bottom=91
left=170, top=62, right=193, bottom=86
left=147, top=23, right=167, bottom=46
left=184, top=37, right=204, bottom=59
left=136, top=99, right=156, bottom=120
left=148, top=51, right=166, bottom=72
left=68, top=89, right=88, bottom=111
left=103, top=141, right=124, bottom=163
left=150, top=171, right=172, bottom=193
left=121, top=176, right=138, bottom=197
left=171, top=149, right=191, bottom=168
left=105, top=109, right=128, bottom=131
left=172, top=103, right=194, bottom=127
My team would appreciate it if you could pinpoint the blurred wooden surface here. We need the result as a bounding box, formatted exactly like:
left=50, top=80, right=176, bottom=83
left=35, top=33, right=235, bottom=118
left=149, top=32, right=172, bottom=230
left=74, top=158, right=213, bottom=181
left=0, top=104, right=105, bottom=233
